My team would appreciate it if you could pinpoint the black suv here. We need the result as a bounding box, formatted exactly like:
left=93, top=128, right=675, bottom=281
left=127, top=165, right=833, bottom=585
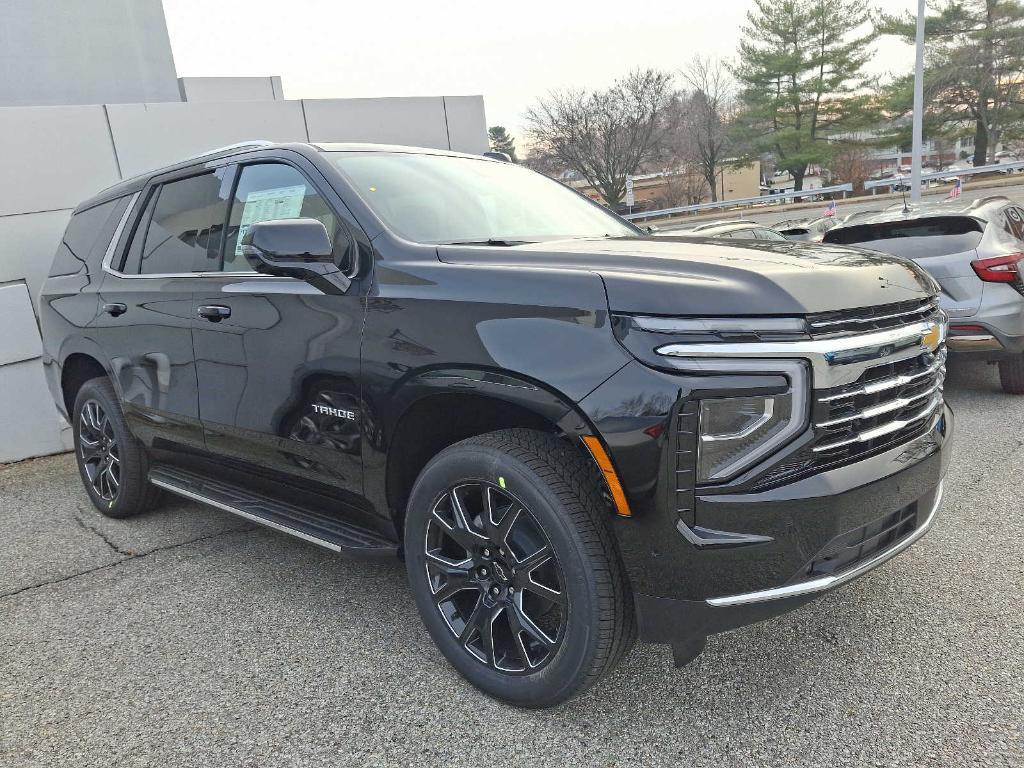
left=40, top=142, right=953, bottom=707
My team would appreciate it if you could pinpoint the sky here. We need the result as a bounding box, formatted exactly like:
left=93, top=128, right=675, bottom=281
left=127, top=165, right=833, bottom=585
left=161, top=0, right=923, bottom=147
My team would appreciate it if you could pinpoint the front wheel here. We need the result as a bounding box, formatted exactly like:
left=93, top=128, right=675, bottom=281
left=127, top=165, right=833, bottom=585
left=998, top=353, right=1024, bottom=394
left=403, top=429, right=635, bottom=708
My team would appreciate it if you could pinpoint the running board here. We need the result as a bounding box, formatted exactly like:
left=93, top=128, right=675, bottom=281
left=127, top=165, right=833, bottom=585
left=149, top=465, right=397, bottom=557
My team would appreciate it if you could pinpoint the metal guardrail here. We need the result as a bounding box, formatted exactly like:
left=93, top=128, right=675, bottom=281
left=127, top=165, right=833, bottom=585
left=863, top=159, right=1024, bottom=191
left=624, top=183, right=854, bottom=221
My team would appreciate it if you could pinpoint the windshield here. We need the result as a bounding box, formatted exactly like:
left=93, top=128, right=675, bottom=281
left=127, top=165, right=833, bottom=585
left=327, top=151, right=638, bottom=244
left=823, top=216, right=985, bottom=258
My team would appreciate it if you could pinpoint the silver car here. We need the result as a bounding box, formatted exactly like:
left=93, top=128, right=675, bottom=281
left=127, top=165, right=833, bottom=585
left=654, top=220, right=789, bottom=241
left=823, top=196, right=1024, bottom=394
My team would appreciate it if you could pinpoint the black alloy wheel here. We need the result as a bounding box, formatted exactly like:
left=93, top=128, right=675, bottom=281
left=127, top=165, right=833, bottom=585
left=78, top=399, right=120, bottom=502
left=425, top=481, right=567, bottom=673
left=404, top=429, right=635, bottom=708
left=72, top=377, right=162, bottom=518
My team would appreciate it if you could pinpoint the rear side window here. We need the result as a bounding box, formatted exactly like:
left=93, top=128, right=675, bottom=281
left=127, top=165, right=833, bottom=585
left=124, top=171, right=232, bottom=275
left=823, top=216, right=985, bottom=258
left=49, top=197, right=128, bottom=277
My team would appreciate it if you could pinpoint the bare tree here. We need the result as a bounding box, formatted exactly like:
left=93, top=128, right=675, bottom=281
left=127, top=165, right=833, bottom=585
left=524, top=69, right=676, bottom=206
left=829, top=142, right=873, bottom=193
left=679, top=57, right=734, bottom=202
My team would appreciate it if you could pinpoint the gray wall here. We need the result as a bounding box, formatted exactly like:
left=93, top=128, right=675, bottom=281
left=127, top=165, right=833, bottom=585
left=0, top=95, right=488, bottom=463
left=0, top=0, right=180, bottom=106
left=178, top=77, right=284, bottom=103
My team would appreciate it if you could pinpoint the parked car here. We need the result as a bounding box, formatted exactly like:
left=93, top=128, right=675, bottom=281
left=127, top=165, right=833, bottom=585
left=823, top=196, right=1024, bottom=393
left=773, top=216, right=838, bottom=242
left=40, top=141, right=951, bottom=708
left=656, top=220, right=788, bottom=240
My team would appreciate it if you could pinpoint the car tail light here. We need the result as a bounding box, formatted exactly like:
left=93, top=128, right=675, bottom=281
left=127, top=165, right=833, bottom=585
left=971, top=252, right=1024, bottom=283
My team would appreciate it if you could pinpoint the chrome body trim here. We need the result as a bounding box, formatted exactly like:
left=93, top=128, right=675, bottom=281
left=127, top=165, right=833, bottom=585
left=706, top=480, right=944, bottom=607
left=817, top=352, right=945, bottom=402
left=100, top=192, right=140, bottom=273
left=815, top=382, right=942, bottom=428
left=657, top=318, right=945, bottom=388
left=813, top=396, right=943, bottom=452
left=150, top=478, right=343, bottom=553
left=809, top=300, right=937, bottom=329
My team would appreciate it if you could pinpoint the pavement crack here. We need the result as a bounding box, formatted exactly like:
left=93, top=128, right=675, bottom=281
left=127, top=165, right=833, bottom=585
left=72, top=508, right=136, bottom=557
left=0, top=526, right=254, bottom=602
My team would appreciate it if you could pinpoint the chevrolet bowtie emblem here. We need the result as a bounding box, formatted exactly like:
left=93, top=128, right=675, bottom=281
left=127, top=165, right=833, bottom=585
left=922, top=321, right=942, bottom=352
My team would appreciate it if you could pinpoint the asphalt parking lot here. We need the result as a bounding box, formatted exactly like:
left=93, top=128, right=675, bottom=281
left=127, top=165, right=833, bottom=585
left=2, top=362, right=1022, bottom=768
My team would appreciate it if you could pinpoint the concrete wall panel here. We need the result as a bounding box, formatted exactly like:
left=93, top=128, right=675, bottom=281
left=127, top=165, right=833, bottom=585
left=443, top=96, right=489, bottom=155
left=0, top=283, right=43, bottom=366
left=0, top=0, right=179, bottom=107
left=0, top=357, right=72, bottom=462
left=106, top=101, right=309, bottom=179
left=0, top=105, right=121, bottom=216
left=0, top=211, right=72, bottom=302
left=178, top=77, right=283, bottom=103
left=302, top=97, right=450, bottom=149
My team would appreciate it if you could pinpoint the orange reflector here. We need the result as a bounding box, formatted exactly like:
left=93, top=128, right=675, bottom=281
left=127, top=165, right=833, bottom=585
left=581, top=435, right=633, bottom=517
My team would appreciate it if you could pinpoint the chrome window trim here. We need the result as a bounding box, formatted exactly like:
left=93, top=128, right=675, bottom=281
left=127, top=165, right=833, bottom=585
left=100, top=192, right=140, bottom=274
left=706, top=479, right=944, bottom=607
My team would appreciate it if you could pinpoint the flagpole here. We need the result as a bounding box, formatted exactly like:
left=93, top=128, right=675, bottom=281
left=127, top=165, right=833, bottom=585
left=910, top=0, right=926, bottom=203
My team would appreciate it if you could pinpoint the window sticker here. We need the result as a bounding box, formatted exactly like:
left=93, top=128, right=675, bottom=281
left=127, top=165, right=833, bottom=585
left=235, top=184, right=307, bottom=255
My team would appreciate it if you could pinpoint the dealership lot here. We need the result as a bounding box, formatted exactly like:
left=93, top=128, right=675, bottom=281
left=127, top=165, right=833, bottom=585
left=1, top=362, right=1021, bottom=767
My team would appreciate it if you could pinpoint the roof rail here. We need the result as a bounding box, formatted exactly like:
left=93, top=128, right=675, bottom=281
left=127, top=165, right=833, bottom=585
left=188, top=140, right=276, bottom=162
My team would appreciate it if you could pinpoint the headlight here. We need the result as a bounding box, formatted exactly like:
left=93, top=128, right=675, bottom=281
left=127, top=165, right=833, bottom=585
left=691, top=359, right=809, bottom=483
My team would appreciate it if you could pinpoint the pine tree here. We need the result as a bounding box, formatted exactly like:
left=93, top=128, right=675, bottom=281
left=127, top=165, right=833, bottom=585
left=488, top=126, right=518, bottom=162
left=731, top=0, right=878, bottom=190
left=877, top=0, right=1024, bottom=165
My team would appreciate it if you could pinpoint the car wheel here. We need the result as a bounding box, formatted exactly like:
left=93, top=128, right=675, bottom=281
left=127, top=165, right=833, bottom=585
left=404, top=428, right=635, bottom=708
left=72, top=377, right=162, bottom=518
left=998, top=353, right=1024, bottom=394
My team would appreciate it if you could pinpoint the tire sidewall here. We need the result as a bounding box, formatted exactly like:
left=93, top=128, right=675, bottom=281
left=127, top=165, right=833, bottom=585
left=72, top=379, right=133, bottom=516
left=404, top=441, right=605, bottom=708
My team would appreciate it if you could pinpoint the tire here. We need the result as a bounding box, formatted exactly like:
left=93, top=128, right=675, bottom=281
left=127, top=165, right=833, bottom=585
left=403, top=428, right=635, bottom=708
left=998, top=353, right=1024, bottom=394
left=72, top=377, right=162, bottom=518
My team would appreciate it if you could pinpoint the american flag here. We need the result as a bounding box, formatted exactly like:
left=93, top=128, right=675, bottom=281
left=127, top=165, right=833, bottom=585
left=948, top=178, right=963, bottom=199
left=823, top=200, right=837, bottom=217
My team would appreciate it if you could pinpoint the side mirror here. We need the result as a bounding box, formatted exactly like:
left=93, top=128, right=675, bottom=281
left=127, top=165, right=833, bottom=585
left=240, top=218, right=351, bottom=294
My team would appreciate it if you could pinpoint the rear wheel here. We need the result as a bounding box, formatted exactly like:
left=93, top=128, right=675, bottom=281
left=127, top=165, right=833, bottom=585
left=403, top=428, right=634, bottom=708
left=72, top=377, right=162, bottom=517
left=998, top=353, right=1024, bottom=394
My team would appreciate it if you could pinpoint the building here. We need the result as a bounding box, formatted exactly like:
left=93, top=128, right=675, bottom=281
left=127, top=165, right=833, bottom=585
left=570, top=162, right=762, bottom=211
left=0, top=1, right=488, bottom=464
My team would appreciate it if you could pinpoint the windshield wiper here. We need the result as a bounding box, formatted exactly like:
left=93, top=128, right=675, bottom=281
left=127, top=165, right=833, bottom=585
left=440, top=238, right=533, bottom=246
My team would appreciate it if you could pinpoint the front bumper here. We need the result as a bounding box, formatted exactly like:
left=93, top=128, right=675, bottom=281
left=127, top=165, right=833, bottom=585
left=627, top=405, right=952, bottom=646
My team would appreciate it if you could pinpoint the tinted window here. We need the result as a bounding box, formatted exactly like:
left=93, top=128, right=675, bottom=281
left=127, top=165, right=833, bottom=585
left=328, top=151, right=636, bottom=244
left=823, top=217, right=985, bottom=258
left=49, top=198, right=126, bottom=277
left=136, top=171, right=231, bottom=275
left=222, top=163, right=340, bottom=272
left=755, top=228, right=787, bottom=241
left=120, top=190, right=159, bottom=275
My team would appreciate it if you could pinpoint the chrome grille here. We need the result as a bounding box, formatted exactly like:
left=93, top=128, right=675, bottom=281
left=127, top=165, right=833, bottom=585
left=807, top=297, right=938, bottom=337
left=812, top=347, right=945, bottom=458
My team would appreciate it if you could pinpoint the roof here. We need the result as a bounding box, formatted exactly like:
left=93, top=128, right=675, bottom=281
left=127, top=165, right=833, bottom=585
left=829, top=196, right=1012, bottom=229
left=77, top=140, right=494, bottom=212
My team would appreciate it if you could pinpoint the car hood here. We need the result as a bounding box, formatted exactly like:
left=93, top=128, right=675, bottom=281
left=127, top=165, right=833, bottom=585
left=437, top=237, right=936, bottom=316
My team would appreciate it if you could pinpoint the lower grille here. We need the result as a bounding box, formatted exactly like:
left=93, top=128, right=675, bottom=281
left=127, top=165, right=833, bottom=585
left=796, top=504, right=919, bottom=580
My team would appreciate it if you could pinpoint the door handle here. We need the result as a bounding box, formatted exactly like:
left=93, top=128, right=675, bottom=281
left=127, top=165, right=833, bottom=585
left=197, top=304, right=231, bottom=322
left=102, top=303, right=128, bottom=317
